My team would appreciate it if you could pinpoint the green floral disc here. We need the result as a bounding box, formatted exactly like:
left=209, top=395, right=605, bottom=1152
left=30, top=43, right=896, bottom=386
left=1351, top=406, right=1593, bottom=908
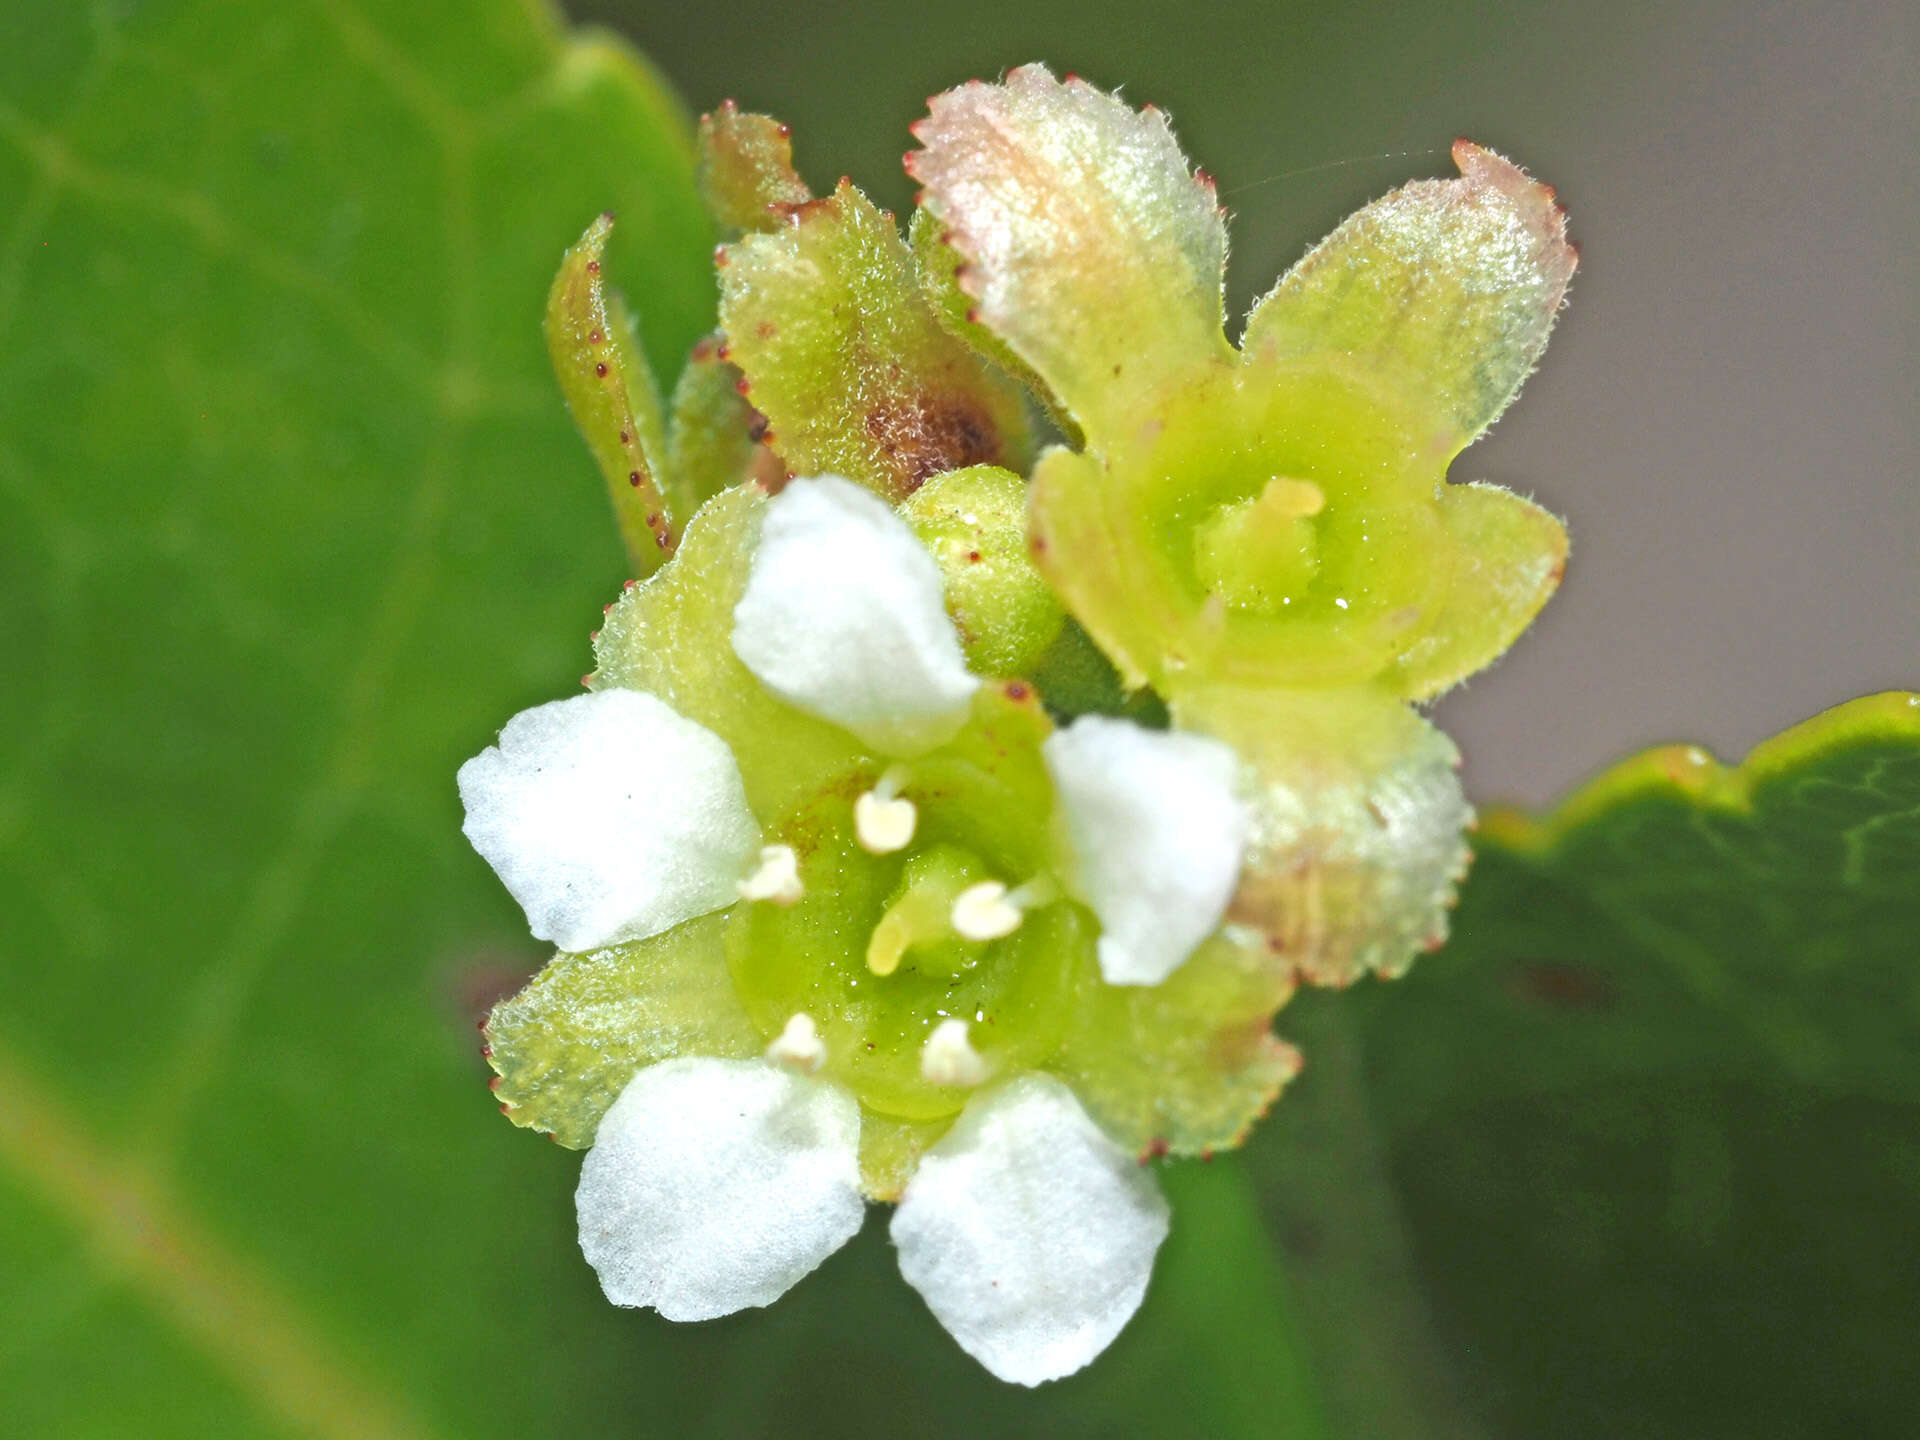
left=725, top=684, right=1092, bottom=1120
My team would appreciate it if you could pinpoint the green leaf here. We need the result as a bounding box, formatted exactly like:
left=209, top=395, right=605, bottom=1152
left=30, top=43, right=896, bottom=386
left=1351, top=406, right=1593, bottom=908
left=0, top=9, right=1321, bottom=1433
left=1259, top=692, right=1920, bottom=1438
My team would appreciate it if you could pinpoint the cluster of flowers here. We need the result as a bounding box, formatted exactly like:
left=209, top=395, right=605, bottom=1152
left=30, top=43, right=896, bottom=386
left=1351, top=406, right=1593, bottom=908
left=460, top=64, right=1574, bottom=1384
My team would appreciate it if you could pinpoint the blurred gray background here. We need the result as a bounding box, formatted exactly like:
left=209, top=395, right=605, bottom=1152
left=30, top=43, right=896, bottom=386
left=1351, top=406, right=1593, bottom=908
left=575, top=0, right=1917, bottom=805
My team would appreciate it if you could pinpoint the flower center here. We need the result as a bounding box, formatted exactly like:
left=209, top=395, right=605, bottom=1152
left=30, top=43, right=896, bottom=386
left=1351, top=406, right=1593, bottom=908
left=1192, top=475, right=1326, bottom=614
left=726, top=754, right=1088, bottom=1121
left=1119, top=363, right=1454, bottom=683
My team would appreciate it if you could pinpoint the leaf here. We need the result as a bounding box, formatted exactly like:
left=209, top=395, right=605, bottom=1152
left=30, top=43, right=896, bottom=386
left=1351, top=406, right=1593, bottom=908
left=0, top=7, right=1320, bottom=1435
left=1258, top=692, right=1920, bottom=1438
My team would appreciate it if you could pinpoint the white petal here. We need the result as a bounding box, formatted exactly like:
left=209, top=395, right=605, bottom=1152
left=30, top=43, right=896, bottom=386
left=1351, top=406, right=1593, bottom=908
left=577, top=1058, right=864, bottom=1322
left=458, top=688, right=759, bottom=953
left=1043, top=716, right=1250, bottom=985
left=731, top=475, right=979, bottom=756
left=890, top=1074, right=1169, bottom=1385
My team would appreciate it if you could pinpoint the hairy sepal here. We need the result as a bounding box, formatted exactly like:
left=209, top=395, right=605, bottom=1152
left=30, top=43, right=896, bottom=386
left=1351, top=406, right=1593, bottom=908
left=718, top=180, right=1031, bottom=502
left=545, top=213, right=676, bottom=570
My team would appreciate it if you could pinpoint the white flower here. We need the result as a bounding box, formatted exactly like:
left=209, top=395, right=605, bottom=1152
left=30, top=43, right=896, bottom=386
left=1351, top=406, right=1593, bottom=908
left=458, top=475, right=1254, bottom=1382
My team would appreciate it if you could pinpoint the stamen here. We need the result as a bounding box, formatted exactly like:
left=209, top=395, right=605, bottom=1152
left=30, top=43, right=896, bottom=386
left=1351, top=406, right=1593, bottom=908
left=1003, top=875, right=1061, bottom=912
left=866, top=842, right=986, bottom=975
left=765, top=1012, right=827, bottom=1073
left=854, top=768, right=918, bottom=854
left=871, top=763, right=911, bottom=802
left=920, top=1018, right=988, bottom=1087
left=951, top=881, right=1023, bottom=941
left=737, top=844, right=803, bottom=905
left=1258, top=475, right=1325, bottom=519
left=866, top=910, right=912, bottom=977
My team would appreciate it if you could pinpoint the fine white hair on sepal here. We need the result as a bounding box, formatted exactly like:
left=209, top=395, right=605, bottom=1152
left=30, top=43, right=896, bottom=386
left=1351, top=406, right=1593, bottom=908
left=457, top=688, right=760, bottom=953
left=890, top=1074, right=1170, bottom=1386
left=577, top=1058, right=865, bottom=1322
left=731, top=475, right=980, bottom=756
left=1043, top=715, right=1250, bottom=986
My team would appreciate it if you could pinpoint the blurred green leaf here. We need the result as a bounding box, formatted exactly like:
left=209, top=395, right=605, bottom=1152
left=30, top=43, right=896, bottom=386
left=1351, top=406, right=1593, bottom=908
left=0, top=4, right=1320, bottom=1436
left=1263, top=692, right=1920, bottom=1438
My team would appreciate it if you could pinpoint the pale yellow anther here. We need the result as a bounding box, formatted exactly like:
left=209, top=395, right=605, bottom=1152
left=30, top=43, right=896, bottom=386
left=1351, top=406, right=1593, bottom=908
left=951, top=881, right=1023, bottom=941
left=854, top=790, right=917, bottom=854
left=765, top=1012, right=827, bottom=1073
left=920, top=1018, right=988, bottom=1087
left=737, top=844, right=803, bottom=905
left=1259, top=475, right=1325, bottom=518
left=866, top=910, right=911, bottom=977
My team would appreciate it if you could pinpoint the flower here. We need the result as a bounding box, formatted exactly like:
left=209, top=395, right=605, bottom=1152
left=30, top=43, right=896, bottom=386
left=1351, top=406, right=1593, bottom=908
left=903, top=65, right=1576, bottom=984
left=468, top=62, right=1575, bottom=1387
left=462, top=476, right=1285, bottom=1383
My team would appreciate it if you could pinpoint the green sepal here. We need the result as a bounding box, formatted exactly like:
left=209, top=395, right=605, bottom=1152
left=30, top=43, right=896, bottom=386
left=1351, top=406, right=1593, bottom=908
left=483, top=914, right=762, bottom=1149
left=1050, top=934, right=1302, bottom=1156
left=697, top=99, right=812, bottom=234
left=905, top=64, right=1235, bottom=440
left=665, top=334, right=772, bottom=520
left=593, top=483, right=859, bottom=819
left=1030, top=362, right=1452, bottom=694
left=1242, top=140, right=1577, bottom=449
left=1174, top=683, right=1474, bottom=988
left=1392, top=480, right=1567, bottom=699
left=545, top=213, right=677, bottom=571
left=725, top=682, right=1091, bottom=1123
left=908, top=207, right=1081, bottom=449
left=858, top=1109, right=953, bottom=1201
left=900, top=464, right=1064, bottom=676
left=718, top=179, right=1032, bottom=501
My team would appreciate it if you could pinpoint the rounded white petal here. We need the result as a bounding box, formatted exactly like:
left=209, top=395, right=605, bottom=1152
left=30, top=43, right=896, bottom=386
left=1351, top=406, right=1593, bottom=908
left=890, top=1074, right=1169, bottom=1386
left=1043, top=715, right=1250, bottom=985
left=577, top=1058, right=865, bottom=1322
left=731, top=475, right=979, bottom=756
left=457, top=688, right=759, bottom=953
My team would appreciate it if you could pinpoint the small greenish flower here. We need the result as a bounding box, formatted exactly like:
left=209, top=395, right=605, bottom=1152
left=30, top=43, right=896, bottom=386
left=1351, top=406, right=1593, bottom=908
left=906, top=65, right=1576, bottom=984
left=467, top=62, right=1575, bottom=1386
left=464, top=476, right=1289, bottom=1382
